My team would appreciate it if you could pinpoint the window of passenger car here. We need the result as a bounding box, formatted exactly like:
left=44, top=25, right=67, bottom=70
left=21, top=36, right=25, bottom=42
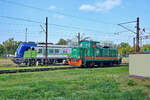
left=63, top=49, right=68, bottom=54
left=55, top=49, right=59, bottom=54
left=49, top=49, right=53, bottom=54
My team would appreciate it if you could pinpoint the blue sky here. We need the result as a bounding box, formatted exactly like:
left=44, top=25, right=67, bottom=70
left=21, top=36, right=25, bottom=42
left=0, top=0, right=150, bottom=45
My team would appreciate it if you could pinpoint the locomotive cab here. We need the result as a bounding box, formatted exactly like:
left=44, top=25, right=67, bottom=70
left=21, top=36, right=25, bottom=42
left=12, top=42, right=37, bottom=64
left=68, top=47, right=83, bottom=66
left=69, top=40, right=97, bottom=66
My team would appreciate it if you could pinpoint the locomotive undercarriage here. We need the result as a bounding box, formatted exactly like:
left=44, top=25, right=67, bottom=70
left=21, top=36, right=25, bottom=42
left=83, top=61, right=120, bottom=67
left=13, top=57, right=68, bottom=66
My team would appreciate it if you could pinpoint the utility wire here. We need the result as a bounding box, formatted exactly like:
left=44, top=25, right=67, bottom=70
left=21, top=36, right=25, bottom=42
left=0, top=21, right=104, bottom=33
left=49, top=23, right=105, bottom=33
left=118, top=24, right=136, bottom=34
left=0, top=0, right=114, bottom=25
left=0, top=15, right=112, bottom=34
left=118, top=21, right=136, bottom=25
left=0, top=22, right=40, bottom=26
left=0, top=32, right=76, bottom=39
left=0, top=16, right=43, bottom=24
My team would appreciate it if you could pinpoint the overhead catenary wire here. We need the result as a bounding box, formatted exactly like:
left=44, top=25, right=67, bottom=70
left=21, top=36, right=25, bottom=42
left=0, top=15, right=113, bottom=34
left=0, top=16, right=43, bottom=24
left=118, top=24, right=136, bottom=34
left=0, top=0, right=115, bottom=25
left=0, top=21, right=112, bottom=34
left=118, top=21, right=136, bottom=25
left=0, top=22, right=40, bottom=26
left=0, top=28, right=109, bottom=39
left=0, top=31, right=75, bottom=40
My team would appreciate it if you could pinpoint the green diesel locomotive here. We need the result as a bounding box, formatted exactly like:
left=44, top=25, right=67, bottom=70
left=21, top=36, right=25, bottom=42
left=68, top=40, right=121, bottom=67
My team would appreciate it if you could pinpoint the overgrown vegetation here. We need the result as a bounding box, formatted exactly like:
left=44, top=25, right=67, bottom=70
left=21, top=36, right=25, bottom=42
left=0, top=38, right=22, bottom=57
left=0, top=66, right=150, bottom=100
left=56, top=38, right=67, bottom=45
left=117, top=42, right=150, bottom=56
left=0, top=58, right=16, bottom=67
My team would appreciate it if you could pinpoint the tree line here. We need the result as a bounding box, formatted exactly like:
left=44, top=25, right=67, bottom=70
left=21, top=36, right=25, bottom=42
left=0, top=38, right=22, bottom=57
left=117, top=42, right=150, bottom=56
left=0, top=38, right=150, bottom=57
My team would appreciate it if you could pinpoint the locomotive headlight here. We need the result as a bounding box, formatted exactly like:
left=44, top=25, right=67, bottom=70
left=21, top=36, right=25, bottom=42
left=15, top=52, right=17, bottom=57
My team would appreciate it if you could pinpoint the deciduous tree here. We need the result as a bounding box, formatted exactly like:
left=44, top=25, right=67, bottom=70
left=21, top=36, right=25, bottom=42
left=56, top=38, right=67, bottom=45
left=3, top=38, right=22, bottom=55
left=0, top=44, right=5, bottom=57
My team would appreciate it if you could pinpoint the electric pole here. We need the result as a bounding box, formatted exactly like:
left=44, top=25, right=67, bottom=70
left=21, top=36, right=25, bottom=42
left=133, top=37, right=135, bottom=52
left=77, top=32, right=80, bottom=46
left=25, top=28, right=27, bottom=42
left=45, top=17, right=48, bottom=65
left=136, top=17, right=140, bottom=52
left=118, top=17, right=141, bottom=53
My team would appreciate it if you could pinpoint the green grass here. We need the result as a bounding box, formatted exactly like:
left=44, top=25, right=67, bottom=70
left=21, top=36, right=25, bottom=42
left=0, top=66, right=150, bottom=100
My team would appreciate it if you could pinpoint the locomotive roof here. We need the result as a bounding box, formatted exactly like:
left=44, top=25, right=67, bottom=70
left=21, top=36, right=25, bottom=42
left=80, top=40, right=99, bottom=43
left=37, top=44, right=72, bottom=48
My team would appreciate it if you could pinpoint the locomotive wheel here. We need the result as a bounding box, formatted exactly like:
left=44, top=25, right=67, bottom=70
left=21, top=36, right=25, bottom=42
left=36, top=61, right=39, bottom=66
left=86, top=62, right=95, bottom=68
left=99, top=62, right=104, bottom=67
left=115, top=61, right=119, bottom=67
left=109, top=62, right=113, bottom=67
left=81, top=65, right=85, bottom=67
left=85, top=62, right=90, bottom=68
left=25, top=62, right=28, bottom=66
left=90, top=62, right=95, bottom=68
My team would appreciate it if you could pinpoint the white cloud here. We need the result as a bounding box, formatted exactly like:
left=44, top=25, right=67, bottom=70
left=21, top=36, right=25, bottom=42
left=96, top=0, right=122, bottom=11
left=79, top=0, right=122, bottom=12
left=79, top=4, right=96, bottom=11
left=48, top=5, right=56, bottom=10
left=53, top=14, right=64, bottom=19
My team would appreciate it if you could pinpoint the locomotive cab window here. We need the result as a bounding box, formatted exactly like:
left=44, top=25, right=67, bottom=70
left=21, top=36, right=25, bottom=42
left=32, top=47, right=35, bottom=50
left=38, top=49, right=42, bottom=54
left=25, top=47, right=30, bottom=51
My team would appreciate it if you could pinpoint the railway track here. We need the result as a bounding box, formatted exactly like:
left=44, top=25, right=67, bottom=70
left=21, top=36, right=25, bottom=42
left=0, top=64, right=128, bottom=75
left=0, top=66, right=80, bottom=75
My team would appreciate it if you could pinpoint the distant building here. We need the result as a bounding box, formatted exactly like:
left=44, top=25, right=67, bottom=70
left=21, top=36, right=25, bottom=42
left=66, top=38, right=78, bottom=47
left=98, top=41, right=114, bottom=48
